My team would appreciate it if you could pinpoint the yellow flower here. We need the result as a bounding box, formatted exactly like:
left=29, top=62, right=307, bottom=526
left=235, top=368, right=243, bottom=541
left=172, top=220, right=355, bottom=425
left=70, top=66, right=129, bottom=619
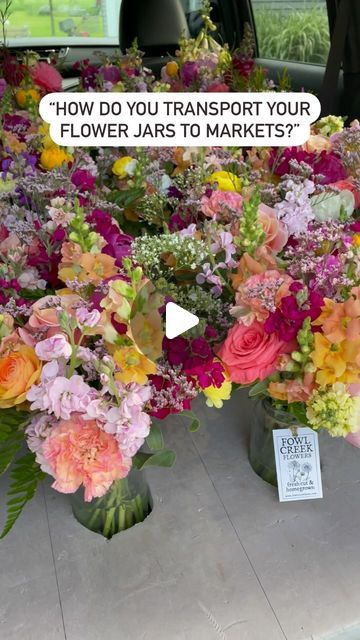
left=128, top=311, right=164, bottom=361
left=203, top=379, right=232, bottom=409
left=38, top=122, right=57, bottom=150
left=15, top=88, right=40, bottom=108
left=353, top=234, right=360, bottom=248
left=40, top=147, right=73, bottom=171
left=165, top=61, right=179, bottom=77
left=112, top=156, right=137, bottom=179
left=113, top=346, right=156, bottom=385
left=311, top=333, right=360, bottom=386
left=207, top=171, right=242, bottom=193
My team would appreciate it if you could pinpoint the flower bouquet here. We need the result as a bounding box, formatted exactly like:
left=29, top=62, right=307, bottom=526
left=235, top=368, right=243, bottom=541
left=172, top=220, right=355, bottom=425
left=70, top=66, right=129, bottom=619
left=1, top=0, right=360, bottom=538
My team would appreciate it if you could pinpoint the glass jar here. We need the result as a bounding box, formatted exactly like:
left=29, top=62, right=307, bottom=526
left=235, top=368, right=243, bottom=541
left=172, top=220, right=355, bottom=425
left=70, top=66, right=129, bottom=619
left=249, top=398, right=299, bottom=486
left=71, top=469, right=152, bottom=539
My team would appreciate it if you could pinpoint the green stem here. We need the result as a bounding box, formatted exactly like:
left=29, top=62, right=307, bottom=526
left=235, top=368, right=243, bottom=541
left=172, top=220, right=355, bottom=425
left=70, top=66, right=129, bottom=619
left=103, top=507, right=116, bottom=539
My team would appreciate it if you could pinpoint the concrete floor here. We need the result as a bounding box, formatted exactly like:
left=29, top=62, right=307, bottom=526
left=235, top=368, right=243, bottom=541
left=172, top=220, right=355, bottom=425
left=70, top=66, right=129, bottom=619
left=1, top=390, right=360, bottom=640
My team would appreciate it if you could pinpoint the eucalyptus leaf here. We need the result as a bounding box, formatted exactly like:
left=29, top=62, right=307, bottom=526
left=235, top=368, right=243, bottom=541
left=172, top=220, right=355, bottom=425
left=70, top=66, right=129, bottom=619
left=134, top=449, right=176, bottom=470
left=181, top=410, right=201, bottom=433
left=146, top=423, right=165, bottom=452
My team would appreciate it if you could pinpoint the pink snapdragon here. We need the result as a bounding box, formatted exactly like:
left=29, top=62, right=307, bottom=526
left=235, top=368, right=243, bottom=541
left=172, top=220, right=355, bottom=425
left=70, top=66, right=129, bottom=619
left=35, top=334, right=72, bottom=361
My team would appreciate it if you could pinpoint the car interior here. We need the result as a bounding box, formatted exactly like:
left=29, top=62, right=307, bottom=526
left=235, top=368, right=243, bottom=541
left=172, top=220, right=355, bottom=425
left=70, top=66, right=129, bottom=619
left=5, top=0, right=359, bottom=121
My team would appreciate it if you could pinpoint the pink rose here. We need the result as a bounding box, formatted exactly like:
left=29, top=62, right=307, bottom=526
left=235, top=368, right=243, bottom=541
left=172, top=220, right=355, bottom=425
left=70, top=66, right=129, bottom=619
left=258, top=203, right=288, bottom=253
left=201, top=190, right=243, bottom=221
left=35, top=334, right=72, bottom=361
left=217, top=320, right=290, bottom=384
left=30, top=62, right=62, bottom=93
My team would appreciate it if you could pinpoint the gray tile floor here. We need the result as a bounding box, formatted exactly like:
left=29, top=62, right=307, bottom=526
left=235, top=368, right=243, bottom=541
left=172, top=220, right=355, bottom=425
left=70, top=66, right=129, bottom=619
left=1, top=391, right=360, bottom=640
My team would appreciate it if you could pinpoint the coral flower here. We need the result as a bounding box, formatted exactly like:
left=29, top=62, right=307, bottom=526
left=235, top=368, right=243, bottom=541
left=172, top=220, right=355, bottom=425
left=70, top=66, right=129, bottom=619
left=0, top=344, right=41, bottom=408
left=42, top=417, right=131, bottom=501
left=114, top=346, right=157, bottom=385
left=313, top=291, right=360, bottom=342
left=59, top=253, right=118, bottom=285
left=268, top=373, right=315, bottom=403
left=217, top=320, right=291, bottom=384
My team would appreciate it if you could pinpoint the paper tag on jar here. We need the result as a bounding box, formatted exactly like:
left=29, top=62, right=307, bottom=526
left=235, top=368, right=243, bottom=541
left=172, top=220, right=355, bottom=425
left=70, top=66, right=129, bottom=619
left=273, top=428, right=323, bottom=502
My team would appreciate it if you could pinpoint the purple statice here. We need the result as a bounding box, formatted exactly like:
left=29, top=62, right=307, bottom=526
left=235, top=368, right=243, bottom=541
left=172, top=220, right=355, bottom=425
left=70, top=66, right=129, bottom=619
left=284, top=221, right=354, bottom=298
left=331, top=122, right=360, bottom=178
left=275, top=178, right=315, bottom=237
left=148, top=364, right=198, bottom=419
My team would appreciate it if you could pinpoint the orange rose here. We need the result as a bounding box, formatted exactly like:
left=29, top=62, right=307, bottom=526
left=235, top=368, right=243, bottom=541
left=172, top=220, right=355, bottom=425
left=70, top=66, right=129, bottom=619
left=0, top=344, right=41, bottom=408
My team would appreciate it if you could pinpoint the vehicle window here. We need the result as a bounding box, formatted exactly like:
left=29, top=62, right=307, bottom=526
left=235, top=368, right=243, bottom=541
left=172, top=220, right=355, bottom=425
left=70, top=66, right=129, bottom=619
left=5, top=0, right=119, bottom=45
left=252, top=0, right=330, bottom=64
left=5, top=0, right=206, bottom=47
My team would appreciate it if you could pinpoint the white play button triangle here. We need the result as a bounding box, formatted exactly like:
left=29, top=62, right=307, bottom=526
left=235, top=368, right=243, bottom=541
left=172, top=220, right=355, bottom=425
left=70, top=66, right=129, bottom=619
left=165, top=302, right=199, bottom=339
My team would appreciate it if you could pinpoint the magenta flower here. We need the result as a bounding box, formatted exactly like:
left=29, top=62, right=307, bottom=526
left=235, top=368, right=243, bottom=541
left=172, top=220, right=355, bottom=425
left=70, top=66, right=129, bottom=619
left=264, top=284, right=323, bottom=341
left=271, top=148, right=346, bottom=184
left=181, top=61, right=199, bottom=87
left=71, top=168, right=96, bottom=192
left=99, top=65, right=121, bottom=84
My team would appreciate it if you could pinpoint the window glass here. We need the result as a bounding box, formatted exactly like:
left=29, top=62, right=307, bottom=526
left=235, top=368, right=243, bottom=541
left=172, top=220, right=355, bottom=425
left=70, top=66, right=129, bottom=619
left=5, top=0, right=207, bottom=47
left=252, top=0, right=330, bottom=64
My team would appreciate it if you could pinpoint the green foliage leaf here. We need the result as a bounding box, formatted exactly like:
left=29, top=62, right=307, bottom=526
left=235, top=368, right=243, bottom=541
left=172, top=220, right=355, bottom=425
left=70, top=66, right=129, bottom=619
left=181, top=410, right=201, bottom=433
left=0, top=409, right=30, bottom=476
left=133, top=449, right=176, bottom=470
left=248, top=380, right=269, bottom=398
left=288, top=402, right=310, bottom=427
left=0, top=453, right=45, bottom=539
left=19, top=288, right=52, bottom=301
left=146, top=423, right=165, bottom=452
left=108, top=187, right=145, bottom=208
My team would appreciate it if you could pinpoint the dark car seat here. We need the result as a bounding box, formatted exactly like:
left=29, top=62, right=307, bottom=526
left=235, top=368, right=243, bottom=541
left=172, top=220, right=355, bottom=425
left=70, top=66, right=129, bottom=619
left=119, top=0, right=190, bottom=55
